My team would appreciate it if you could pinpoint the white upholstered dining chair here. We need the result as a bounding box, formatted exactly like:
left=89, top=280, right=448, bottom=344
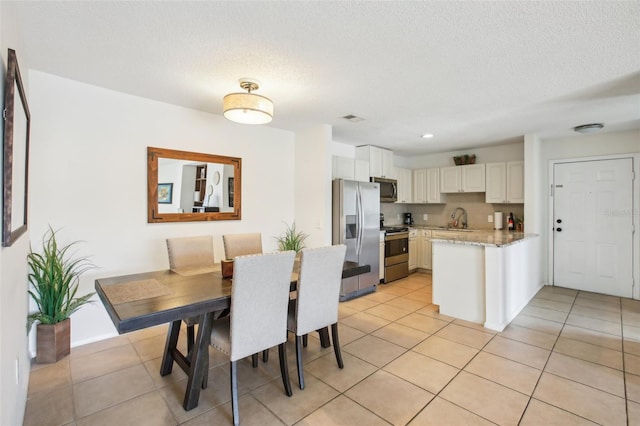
left=287, top=244, right=347, bottom=390
left=222, top=232, right=262, bottom=260
left=209, top=251, right=296, bottom=426
left=166, top=235, right=216, bottom=276
left=166, top=236, right=216, bottom=354
left=222, top=232, right=269, bottom=364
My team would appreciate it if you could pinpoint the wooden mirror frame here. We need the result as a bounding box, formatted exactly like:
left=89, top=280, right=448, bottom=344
left=2, top=49, right=30, bottom=247
left=147, top=147, right=242, bottom=223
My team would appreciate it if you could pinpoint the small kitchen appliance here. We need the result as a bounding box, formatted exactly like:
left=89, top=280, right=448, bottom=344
left=403, top=213, right=414, bottom=226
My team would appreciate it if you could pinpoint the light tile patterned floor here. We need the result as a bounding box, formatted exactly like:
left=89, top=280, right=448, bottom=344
left=24, top=272, right=640, bottom=425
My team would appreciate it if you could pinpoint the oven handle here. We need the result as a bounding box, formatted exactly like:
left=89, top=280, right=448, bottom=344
left=385, top=232, right=409, bottom=241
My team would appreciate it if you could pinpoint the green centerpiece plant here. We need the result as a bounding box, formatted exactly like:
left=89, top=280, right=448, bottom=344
left=275, top=222, right=308, bottom=253
left=27, top=226, right=96, bottom=363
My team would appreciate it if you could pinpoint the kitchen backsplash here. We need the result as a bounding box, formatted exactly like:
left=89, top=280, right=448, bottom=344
left=381, top=193, right=525, bottom=231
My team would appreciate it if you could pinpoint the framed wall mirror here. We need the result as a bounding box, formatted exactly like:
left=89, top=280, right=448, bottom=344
left=147, top=147, right=242, bottom=223
left=2, top=49, right=30, bottom=247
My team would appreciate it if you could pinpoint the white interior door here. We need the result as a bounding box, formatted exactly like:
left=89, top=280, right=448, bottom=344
left=553, top=158, right=634, bottom=297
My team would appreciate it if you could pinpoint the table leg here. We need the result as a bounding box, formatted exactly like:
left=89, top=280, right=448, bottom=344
left=183, top=311, right=214, bottom=411
left=160, top=320, right=182, bottom=376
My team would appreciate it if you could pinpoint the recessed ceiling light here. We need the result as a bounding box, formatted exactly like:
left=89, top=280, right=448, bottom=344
left=342, top=114, right=365, bottom=123
left=421, top=133, right=434, bottom=139
left=573, top=123, right=604, bottom=134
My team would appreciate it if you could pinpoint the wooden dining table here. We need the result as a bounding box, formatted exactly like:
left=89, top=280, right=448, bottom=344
left=95, top=260, right=370, bottom=411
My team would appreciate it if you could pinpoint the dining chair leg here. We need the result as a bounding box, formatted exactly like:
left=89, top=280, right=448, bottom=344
left=252, top=353, right=258, bottom=368
left=295, top=335, right=305, bottom=390
left=331, top=323, right=344, bottom=369
left=318, top=327, right=331, bottom=348
left=230, top=360, right=239, bottom=426
left=262, top=349, right=269, bottom=363
left=278, top=342, right=293, bottom=397
left=302, top=334, right=308, bottom=347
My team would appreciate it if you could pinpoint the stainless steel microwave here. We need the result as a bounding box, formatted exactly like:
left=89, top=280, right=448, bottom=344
left=371, top=177, right=397, bottom=202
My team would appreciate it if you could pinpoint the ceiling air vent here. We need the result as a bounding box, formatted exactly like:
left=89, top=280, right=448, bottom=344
left=342, top=114, right=365, bottom=123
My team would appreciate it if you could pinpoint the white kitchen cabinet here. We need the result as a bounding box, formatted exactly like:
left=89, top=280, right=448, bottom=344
left=354, top=160, right=370, bottom=182
left=506, top=161, right=525, bottom=203
left=408, top=229, right=418, bottom=270
left=418, top=229, right=432, bottom=269
left=485, top=161, right=524, bottom=203
left=426, top=168, right=445, bottom=203
left=412, top=169, right=427, bottom=203
left=395, top=167, right=413, bottom=203
left=332, top=156, right=370, bottom=182
left=332, top=156, right=355, bottom=180
left=356, top=146, right=394, bottom=178
left=414, top=168, right=444, bottom=204
left=440, top=164, right=486, bottom=193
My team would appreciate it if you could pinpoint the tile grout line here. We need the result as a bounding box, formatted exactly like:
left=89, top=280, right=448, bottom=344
left=515, top=290, right=579, bottom=426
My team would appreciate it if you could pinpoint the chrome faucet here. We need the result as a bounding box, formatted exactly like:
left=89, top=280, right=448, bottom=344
left=450, top=207, right=468, bottom=229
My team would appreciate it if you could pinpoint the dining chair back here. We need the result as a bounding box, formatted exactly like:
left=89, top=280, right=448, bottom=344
left=288, top=244, right=347, bottom=389
left=210, top=251, right=296, bottom=426
left=166, top=235, right=216, bottom=275
left=165, top=235, right=216, bottom=384
left=222, top=233, right=262, bottom=260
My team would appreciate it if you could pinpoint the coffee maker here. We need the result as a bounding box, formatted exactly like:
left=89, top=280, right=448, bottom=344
left=403, top=212, right=414, bottom=226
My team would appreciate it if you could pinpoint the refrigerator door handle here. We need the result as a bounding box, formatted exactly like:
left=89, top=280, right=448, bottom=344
left=356, top=185, right=363, bottom=256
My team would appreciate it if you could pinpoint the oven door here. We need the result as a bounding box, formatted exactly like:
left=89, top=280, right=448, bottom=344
left=385, top=233, right=409, bottom=265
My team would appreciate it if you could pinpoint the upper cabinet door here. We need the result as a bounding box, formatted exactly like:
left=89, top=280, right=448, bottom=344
left=369, top=148, right=383, bottom=177
left=461, top=164, right=486, bottom=192
left=332, top=156, right=355, bottom=180
left=441, top=164, right=485, bottom=192
left=485, top=162, right=507, bottom=203
left=355, top=146, right=394, bottom=178
left=440, top=166, right=461, bottom=193
left=395, top=167, right=413, bottom=203
left=506, top=161, right=524, bottom=203
left=380, top=149, right=394, bottom=178
left=485, top=161, right=523, bottom=203
left=412, top=169, right=427, bottom=203
left=426, top=168, right=445, bottom=203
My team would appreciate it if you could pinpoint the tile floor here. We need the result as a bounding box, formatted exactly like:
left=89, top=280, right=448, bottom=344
left=24, top=272, right=640, bottom=425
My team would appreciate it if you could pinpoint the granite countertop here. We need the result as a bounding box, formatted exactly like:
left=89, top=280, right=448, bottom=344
left=429, top=230, right=538, bottom=247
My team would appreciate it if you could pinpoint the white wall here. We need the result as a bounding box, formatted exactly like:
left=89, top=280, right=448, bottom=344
left=27, top=71, right=296, bottom=349
left=526, top=129, right=640, bottom=289
left=0, top=2, right=31, bottom=425
left=295, top=125, right=333, bottom=248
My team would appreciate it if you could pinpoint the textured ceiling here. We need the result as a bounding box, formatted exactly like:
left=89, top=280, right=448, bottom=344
left=8, top=1, right=640, bottom=155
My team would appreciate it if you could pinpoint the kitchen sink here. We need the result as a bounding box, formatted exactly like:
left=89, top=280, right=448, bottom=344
left=429, top=226, right=476, bottom=232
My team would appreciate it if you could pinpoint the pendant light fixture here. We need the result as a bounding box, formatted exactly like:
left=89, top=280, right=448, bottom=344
left=223, top=79, right=273, bottom=125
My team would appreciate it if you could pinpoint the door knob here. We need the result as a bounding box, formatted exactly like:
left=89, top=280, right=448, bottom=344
left=556, top=227, right=562, bottom=232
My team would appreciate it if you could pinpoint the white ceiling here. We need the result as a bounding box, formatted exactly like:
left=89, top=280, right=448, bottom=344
left=9, top=1, right=640, bottom=155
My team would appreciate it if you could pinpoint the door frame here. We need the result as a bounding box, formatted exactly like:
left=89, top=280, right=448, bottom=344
left=547, top=153, right=639, bottom=300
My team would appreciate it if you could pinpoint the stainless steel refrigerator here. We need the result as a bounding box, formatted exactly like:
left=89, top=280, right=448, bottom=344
left=332, top=179, right=380, bottom=301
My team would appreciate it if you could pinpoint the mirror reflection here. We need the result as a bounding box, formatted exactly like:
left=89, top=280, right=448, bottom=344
left=147, top=147, right=241, bottom=223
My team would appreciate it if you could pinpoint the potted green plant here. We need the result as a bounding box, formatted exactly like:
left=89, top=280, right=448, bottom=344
left=27, top=227, right=96, bottom=363
left=275, top=222, right=308, bottom=253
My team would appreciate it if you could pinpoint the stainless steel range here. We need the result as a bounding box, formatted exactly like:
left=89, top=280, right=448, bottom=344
left=381, top=226, right=409, bottom=283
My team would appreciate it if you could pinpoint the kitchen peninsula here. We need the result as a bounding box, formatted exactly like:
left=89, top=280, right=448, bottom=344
left=431, top=230, right=540, bottom=331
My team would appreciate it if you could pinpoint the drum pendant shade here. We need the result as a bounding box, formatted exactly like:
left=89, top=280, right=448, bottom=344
left=223, top=79, right=273, bottom=125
